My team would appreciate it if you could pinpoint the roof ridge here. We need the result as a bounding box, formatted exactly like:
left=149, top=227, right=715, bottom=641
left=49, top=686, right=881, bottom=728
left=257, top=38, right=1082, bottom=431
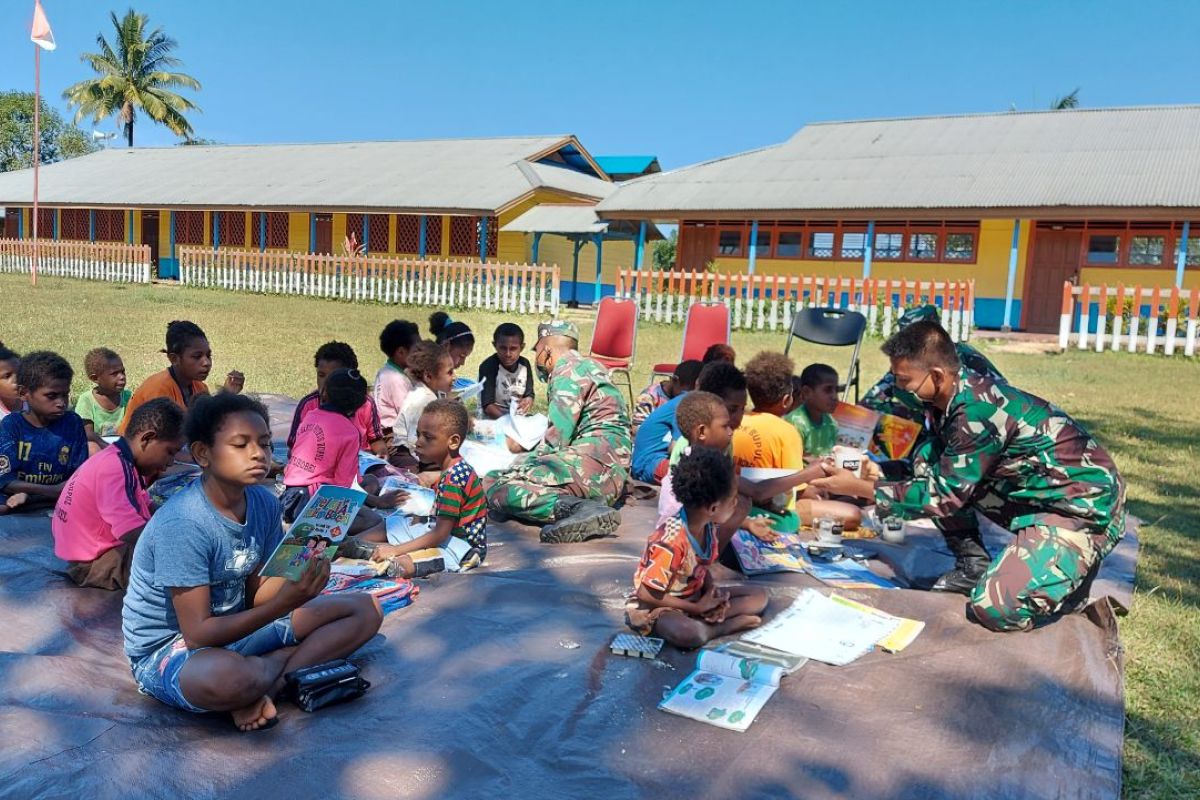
left=97, top=134, right=572, bottom=151
left=804, top=104, right=1200, bottom=128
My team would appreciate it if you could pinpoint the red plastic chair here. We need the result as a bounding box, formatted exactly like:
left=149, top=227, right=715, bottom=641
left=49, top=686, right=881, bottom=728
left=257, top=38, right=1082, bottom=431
left=589, top=296, right=639, bottom=407
left=652, top=301, right=731, bottom=379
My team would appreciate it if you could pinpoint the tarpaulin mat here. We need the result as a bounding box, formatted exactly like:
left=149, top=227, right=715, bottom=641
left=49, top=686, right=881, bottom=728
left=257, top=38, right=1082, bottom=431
left=0, top=396, right=1136, bottom=799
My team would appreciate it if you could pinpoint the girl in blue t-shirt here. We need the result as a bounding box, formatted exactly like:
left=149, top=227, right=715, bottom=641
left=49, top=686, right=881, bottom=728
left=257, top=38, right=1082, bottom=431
left=121, top=393, right=382, bottom=731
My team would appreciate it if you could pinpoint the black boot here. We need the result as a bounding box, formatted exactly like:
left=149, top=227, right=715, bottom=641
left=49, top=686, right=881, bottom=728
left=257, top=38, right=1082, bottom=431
left=539, top=496, right=621, bottom=544
left=931, top=532, right=991, bottom=595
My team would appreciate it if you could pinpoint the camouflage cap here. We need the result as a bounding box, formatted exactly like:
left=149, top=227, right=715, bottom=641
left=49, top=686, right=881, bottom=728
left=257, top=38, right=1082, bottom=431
left=898, top=304, right=942, bottom=330
left=536, top=320, right=579, bottom=342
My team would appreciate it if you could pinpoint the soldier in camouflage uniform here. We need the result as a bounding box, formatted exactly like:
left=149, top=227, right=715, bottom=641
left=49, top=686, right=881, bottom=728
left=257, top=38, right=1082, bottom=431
left=815, top=320, right=1125, bottom=632
left=484, top=320, right=633, bottom=544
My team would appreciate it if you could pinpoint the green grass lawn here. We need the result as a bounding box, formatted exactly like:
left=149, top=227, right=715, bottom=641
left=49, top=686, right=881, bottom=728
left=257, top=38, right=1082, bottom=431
left=3, top=274, right=1198, bottom=798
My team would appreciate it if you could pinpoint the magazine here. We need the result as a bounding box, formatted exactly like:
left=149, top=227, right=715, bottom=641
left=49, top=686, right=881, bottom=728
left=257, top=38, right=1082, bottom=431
left=829, top=595, right=926, bottom=653
left=659, top=649, right=786, bottom=732
left=741, top=588, right=902, bottom=665
left=730, top=529, right=896, bottom=589
left=831, top=402, right=879, bottom=450
left=260, top=485, right=366, bottom=580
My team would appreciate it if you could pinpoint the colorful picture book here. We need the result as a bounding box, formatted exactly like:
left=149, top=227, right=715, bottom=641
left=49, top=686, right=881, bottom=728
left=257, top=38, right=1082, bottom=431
left=730, top=529, right=896, bottom=589
left=260, top=485, right=366, bottom=580
left=714, top=640, right=809, bottom=675
left=742, top=588, right=903, bottom=666
left=831, top=402, right=879, bottom=451
left=659, top=649, right=786, bottom=732
left=378, top=476, right=436, bottom=517
left=321, top=573, right=419, bottom=617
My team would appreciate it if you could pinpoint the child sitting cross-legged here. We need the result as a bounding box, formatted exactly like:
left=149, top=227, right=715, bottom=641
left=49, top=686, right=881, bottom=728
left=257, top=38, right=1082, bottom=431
left=289, top=341, right=387, bottom=458
left=627, top=446, right=769, bottom=649
left=121, top=393, right=382, bottom=732
left=76, top=347, right=132, bottom=455
left=53, top=398, right=185, bottom=590
left=0, top=351, right=89, bottom=515
left=281, top=368, right=399, bottom=536
left=360, top=400, right=488, bottom=577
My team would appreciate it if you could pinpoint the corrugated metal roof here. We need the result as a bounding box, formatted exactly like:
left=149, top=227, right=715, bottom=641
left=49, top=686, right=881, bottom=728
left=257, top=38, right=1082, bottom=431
left=0, top=136, right=617, bottom=212
left=597, top=106, right=1200, bottom=216
left=501, top=204, right=664, bottom=240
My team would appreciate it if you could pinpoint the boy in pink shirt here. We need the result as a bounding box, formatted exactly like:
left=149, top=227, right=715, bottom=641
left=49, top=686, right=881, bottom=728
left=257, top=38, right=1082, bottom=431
left=52, top=398, right=185, bottom=590
left=288, top=341, right=386, bottom=456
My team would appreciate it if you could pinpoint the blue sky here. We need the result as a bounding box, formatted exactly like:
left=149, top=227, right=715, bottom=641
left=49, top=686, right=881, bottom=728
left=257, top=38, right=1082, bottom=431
left=3, top=0, right=1199, bottom=169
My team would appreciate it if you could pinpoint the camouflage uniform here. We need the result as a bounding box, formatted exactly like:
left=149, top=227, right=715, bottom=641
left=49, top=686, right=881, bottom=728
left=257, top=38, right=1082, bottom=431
left=485, top=350, right=632, bottom=523
left=875, top=368, right=1126, bottom=632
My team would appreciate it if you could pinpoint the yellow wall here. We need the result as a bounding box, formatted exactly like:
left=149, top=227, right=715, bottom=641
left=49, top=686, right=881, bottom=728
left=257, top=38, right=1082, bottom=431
left=536, top=233, right=635, bottom=287
left=288, top=212, right=309, bottom=251
left=1079, top=266, right=1200, bottom=292
left=702, top=218, right=1032, bottom=298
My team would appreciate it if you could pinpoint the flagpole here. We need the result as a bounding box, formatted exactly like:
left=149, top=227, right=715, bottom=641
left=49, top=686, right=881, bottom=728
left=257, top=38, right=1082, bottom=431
left=31, top=42, right=40, bottom=287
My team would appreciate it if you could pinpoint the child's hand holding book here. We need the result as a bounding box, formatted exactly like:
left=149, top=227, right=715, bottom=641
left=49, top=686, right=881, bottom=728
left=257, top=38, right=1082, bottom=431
left=277, top=556, right=330, bottom=610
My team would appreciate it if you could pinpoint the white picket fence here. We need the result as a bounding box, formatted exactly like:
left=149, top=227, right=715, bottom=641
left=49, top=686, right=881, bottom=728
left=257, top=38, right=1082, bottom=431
left=0, top=238, right=151, bottom=283
left=618, top=268, right=975, bottom=341
left=1058, top=281, right=1199, bottom=356
left=179, top=247, right=561, bottom=316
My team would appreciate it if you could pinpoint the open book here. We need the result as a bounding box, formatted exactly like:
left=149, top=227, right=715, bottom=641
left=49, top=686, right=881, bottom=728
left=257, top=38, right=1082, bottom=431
left=659, top=649, right=787, bottom=732
left=260, top=485, right=366, bottom=580
left=730, top=529, right=896, bottom=589
left=742, top=588, right=903, bottom=666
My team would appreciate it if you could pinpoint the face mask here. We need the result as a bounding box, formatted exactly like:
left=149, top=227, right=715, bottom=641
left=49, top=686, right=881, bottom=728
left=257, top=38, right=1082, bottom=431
left=895, top=373, right=935, bottom=410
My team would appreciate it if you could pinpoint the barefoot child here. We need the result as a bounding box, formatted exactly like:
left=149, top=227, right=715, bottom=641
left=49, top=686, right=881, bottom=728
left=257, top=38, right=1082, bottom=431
left=364, top=400, right=487, bottom=577
left=121, top=393, right=382, bottom=731
left=429, top=311, right=476, bottom=370
left=374, top=319, right=422, bottom=438
left=281, top=368, right=396, bottom=537
left=0, top=352, right=88, bottom=515
left=626, top=447, right=769, bottom=649
left=393, top=342, right=455, bottom=461
left=53, top=398, right=185, bottom=590
left=478, top=323, right=535, bottom=420
left=0, top=343, right=20, bottom=421
left=76, top=347, right=132, bottom=454
left=288, top=341, right=386, bottom=457
left=120, top=320, right=244, bottom=433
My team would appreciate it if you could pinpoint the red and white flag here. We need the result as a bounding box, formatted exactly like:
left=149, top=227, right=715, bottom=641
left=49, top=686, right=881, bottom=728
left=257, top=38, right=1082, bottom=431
left=30, top=0, right=56, bottom=51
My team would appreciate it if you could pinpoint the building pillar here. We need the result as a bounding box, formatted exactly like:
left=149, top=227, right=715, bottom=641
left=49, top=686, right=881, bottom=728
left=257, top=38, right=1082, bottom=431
left=53, top=209, right=59, bottom=240
left=88, top=210, right=95, bottom=241
left=418, top=215, right=427, bottom=260
left=531, top=231, right=542, bottom=264
left=1175, top=220, right=1191, bottom=289
left=259, top=212, right=267, bottom=252
left=747, top=219, right=759, bottom=274
left=127, top=210, right=134, bottom=243
left=213, top=212, right=221, bottom=249
left=1002, top=219, right=1022, bottom=331
left=635, top=221, right=647, bottom=269
left=862, top=220, right=876, bottom=278
left=362, top=213, right=370, bottom=254
left=570, top=239, right=583, bottom=307
left=169, top=210, right=177, bottom=269
left=17, top=208, right=24, bottom=238
left=478, top=216, right=488, bottom=263
left=593, top=233, right=604, bottom=305
left=309, top=213, right=316, bottom=253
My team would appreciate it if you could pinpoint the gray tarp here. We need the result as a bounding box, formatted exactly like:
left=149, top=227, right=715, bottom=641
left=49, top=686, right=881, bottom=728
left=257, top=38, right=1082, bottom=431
left=0, top=396, right=1136, bottom=799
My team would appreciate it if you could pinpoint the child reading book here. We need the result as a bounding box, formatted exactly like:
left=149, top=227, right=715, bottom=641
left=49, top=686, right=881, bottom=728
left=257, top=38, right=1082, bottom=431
left=0, top=343, right=21, bottom=421
left=365, top=400, right=488, bottom=577
left=374, top=319, right=422, bottom=436
left=0, top=351, right=89, bottom=514
left=76, top=347, right=132, bottom=454
left=393, top=342, right=455, bottom=457
left=626, top=447, right=769, bottom=649
left=478, top=322, right=535, bottom=420
left=784, top=363, right=840, bottom=459
left=121, top=392, right=382, bottom=731
left=281, top=368, right=395, bottom=536
left=120, top=320, right=244, bottom=433
left=52, top=398, right=185, bottom=590
left=429, top=311, right=475, bottom=370
left=288, top=341, right=386, bottom=456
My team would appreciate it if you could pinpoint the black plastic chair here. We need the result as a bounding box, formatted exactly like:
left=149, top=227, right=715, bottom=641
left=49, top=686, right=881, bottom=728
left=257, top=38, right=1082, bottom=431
left=784, top=307, right=868, bottom=402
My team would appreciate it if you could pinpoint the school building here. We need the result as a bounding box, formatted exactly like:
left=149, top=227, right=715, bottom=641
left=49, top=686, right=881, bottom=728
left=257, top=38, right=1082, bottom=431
left=0, top=135, right=653, bottom=303
left=598, top=105, right=1200, bottom=331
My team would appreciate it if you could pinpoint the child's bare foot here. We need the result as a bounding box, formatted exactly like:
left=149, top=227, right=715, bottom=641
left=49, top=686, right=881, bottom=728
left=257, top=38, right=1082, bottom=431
left=0, top=493, right=30, bottom=515
left=369, top=545, right=401, bottom=562
left=231, top=695, right=277, bottom=732
left=715, top=614, right=762, bottom=638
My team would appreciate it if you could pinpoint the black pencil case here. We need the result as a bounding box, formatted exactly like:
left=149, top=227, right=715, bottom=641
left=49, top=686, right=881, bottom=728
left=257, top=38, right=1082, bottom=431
left=283, top=659, right=370, bottom=713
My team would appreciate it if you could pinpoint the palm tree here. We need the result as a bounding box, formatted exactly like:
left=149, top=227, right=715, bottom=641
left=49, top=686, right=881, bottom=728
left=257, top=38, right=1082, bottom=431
left=63, top=9, right=201, bottom=147
left=1050, top=88, right=1081, bottom=110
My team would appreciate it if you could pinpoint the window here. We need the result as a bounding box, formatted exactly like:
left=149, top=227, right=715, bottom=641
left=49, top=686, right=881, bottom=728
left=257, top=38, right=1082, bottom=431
left=750, top=228, right=771, bottom=258
left=908, top=232, right=939, bottom=260
left=252, top=212, right=290, bottom=249
left=424, top=215, right=442, bottom=255
left=943, top=232, right=976, bottom=261
left=1187, top=236, right=1200, bottom=267
left=94, top=210, right=125, bottom=242
left=61, top=209, right=89, bottom=240
left=717, top=230, right=742, bottom=256
left=216, top=211, right=245, bottom=248
left=448, top=215, right=477, bottom=257
left=396, top=215, right=421, bottom=253
left=368, top=214, right=389, bottom=253
left=1127, top=235, right=1165, bottom=266
left=3, top=207, right=20, bottom=239
left=176, top=210, right=205, bottom=245
left=839, top=232, right=866, bottom=259
left=1085, top=234, right=1121, bottom=264
left=36, top=208, right=55, bottom=236
left=807, top=231, right=835, bottom=258
left=873, top=232, right=904, bottom=260
left=776, top=229, right=803, bottom=258
left=484, top=215, right=497, bottom=258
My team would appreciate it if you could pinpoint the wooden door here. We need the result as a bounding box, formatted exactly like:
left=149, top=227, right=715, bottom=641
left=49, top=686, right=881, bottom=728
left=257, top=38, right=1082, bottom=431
left=314, top=213, right=333, bottom=254
left=1022, top=229, right=1081, bottom=332
left=140, top=211, right=160, bottom=266
left=678, top=224, right=717, bottom=271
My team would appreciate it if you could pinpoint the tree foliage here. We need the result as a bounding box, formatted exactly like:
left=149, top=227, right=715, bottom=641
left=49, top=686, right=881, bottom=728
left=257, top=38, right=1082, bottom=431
left=0, top=91, right=98, bottom=172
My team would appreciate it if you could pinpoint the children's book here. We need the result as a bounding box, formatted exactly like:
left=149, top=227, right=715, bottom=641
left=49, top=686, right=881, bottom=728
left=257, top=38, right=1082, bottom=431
left=322, top=574, right=420, bottom=617
left=452, top=376, right=486, bottom=402
left=731, top=529, right=896, bottom=589
left=831, top=402, right=879, bottom=451
left=741, top=588, right=902, bottom=666
left=497, top=412, right=548, bottom=451
left=378, top=476, right=436, bottom=517
left=713, top=640, right=809, bottom=675
left=829, top=595, right=926, bottom=653
left=873, top=412, right=923, bottom=460
left=330, top=558, right=388, bottom=577
left=460, top=438, right=517, bottom=477
left=658, top=649, right=785, bottom=732
left=260, top=485, right=366, bottom=580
